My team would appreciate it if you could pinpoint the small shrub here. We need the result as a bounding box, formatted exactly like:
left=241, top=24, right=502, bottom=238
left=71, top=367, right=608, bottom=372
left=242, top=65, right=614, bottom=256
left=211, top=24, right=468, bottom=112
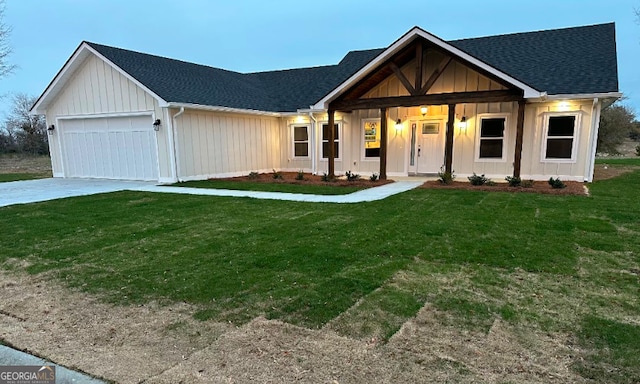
left=345, top=170, right=361, bottom=181
left=468, top=173, right=488, bottom=186
left=247, top=171, right=259, bottom=179
left=548, top=177, right=566, bottom=189
left=369, top=173, right=379, bottom=182
left=272, top=169, right=283, bottom=180
left=485, top=180, right=497, bottom=186
left=295, top=170, right=305, bottom=181
left=505, top=176, right=522, bottom=187
left=321, top=172, right=330, bottom=182
left=521, top=179, right=535, bottom=188
left=636, top=144, right=640, bottom=157
left=437, top=166, right=455, bottom=185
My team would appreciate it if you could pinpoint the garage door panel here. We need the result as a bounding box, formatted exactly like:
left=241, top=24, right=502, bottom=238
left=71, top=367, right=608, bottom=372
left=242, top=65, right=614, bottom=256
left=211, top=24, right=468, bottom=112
left=61, top=115, right=158, bottom=181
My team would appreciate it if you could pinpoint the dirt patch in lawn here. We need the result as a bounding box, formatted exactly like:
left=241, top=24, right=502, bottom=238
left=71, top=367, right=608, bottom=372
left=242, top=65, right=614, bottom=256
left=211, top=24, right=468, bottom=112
left=592, top=164, right=639, bottom=181
left=1, top=269, right=587, bottom=383
left=419, top=180, right=587, bottom=195
left=217, top=171, right=393, bottom=188
left=0, top=154, right=51, bottom=174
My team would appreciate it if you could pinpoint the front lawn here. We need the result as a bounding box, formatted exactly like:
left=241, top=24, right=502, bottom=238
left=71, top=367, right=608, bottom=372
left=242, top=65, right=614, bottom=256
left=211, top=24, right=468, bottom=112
left=0, top=173, right=50, bottom=182
left=1, top=169, right=639, bottom=382
left=172, top=180, right=364, bottom=195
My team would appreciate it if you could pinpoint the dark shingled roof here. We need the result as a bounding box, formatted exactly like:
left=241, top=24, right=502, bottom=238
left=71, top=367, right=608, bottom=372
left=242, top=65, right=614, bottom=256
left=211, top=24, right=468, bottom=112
left=449, top=22, right=618, bottom=95
left=85, top=22, right=617, bottom=113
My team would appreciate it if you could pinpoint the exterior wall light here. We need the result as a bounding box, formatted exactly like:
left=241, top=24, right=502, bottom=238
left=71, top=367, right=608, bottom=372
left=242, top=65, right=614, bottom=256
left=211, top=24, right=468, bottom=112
left=458, top=116, right=467, bottom=130
left=153, top=119, right=161, bottom=131
left=395, top=119, right=403, bottom=131
left=47, top=125, right=55, bottom=135
left=420, top=106, right=428, bottom=116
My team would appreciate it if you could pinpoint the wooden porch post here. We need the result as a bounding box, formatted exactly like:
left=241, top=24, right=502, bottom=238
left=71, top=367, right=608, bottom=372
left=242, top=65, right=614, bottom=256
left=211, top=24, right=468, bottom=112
left=379, top=107, right=388, bottom=180
left=327, top=109, right=335, bottom=179
left=513, top=100, right=526, bottom=178
left=444, top=104, right=456, bottom=174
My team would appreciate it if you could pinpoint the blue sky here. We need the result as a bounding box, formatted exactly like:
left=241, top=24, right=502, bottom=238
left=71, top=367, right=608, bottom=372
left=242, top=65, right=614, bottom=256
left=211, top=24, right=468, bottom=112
left=1, top=0, right=638, bottom=117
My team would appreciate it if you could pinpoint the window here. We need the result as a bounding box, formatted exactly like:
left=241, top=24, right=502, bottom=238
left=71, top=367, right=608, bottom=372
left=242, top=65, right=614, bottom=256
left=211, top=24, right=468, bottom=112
left=363, top=119, right=380, bottom=158
left=477, top=116, right=506, bottom=160
left=292, top=125, right=309, bottom=158
left=321, top=123, right=340, bottom=159
left=544, top=115, right=577, bottom=160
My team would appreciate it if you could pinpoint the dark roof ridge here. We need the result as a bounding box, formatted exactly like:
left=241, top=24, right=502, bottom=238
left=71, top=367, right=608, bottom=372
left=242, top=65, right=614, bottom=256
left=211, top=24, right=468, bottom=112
left=449, top=22, right=615, bottom=43
left=84, top=41, right=245, bottom=76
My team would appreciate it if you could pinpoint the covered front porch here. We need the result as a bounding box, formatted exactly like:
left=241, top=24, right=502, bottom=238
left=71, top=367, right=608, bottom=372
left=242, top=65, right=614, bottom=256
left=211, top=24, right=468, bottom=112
left=314, top=28, right=531, bottom=181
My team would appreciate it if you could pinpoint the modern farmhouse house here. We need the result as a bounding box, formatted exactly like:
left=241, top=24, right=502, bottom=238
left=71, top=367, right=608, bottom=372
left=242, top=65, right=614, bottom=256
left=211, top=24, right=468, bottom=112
left=31, top=23, right=620, bottom=183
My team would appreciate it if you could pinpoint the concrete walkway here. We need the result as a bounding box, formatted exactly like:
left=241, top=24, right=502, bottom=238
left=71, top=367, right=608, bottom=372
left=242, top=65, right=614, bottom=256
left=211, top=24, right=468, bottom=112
left=0, top=178, right=156, bottom=208
left=0, top=344, right=105, bottom=384
left=133, top=180, right=424, bottom=203
left=0, top=178, right=424, bottom=208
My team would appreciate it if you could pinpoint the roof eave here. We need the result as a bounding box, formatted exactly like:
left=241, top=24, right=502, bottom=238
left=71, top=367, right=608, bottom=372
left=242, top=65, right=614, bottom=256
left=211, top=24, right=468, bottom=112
left=312, top=26, right=542, bottom=110
left=528, top=91, right=622, bottom=102
left=166, top=102, right=281, bottom=117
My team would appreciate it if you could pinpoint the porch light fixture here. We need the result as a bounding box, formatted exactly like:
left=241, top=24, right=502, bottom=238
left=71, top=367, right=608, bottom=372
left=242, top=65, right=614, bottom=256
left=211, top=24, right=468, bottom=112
left=153, top=119, right=161, bottom=131
left=458, top=116, right=467, bottom=130
left=420, top=106, right=428, bottom=116
left=395, top=119, right=403, bottom=131
left=47, top=125, right=55, bottom=135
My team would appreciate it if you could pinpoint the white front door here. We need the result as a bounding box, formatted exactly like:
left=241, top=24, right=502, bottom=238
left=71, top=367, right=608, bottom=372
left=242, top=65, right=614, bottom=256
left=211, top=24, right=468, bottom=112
left=409, top=119, right=445, bottom=174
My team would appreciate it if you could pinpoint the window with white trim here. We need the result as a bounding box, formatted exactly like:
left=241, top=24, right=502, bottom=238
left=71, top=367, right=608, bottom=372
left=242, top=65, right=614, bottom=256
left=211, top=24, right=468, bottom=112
left=362, top=119, right=380, bottom=158
left=543, top=114, right=578, bottom=161
left=292, top=125, right=310, bottom=158
left=477, top=115, right=507, bottom=160
left=321, top=123, right=340, bottom=159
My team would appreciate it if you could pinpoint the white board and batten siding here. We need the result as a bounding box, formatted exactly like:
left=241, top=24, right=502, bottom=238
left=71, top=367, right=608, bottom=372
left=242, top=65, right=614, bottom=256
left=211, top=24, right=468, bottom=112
left=174, top=111, right=282, bottom=180
left=45, top=54, right=172, bottom=181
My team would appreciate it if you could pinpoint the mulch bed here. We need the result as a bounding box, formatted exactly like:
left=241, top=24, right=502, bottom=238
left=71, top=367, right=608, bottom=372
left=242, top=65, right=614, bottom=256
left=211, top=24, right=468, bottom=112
left=216, top=172, right=394, bottom=188
left=419, top=180, right=587, bottom=195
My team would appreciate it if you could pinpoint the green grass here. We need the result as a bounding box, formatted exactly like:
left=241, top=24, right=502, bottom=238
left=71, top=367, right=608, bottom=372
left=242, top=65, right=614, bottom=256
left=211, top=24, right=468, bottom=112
left=595, top=157, right=640, bottom=166
left=171, top=180, right=364, bottom=195
left=1, top=170, right=640, bottom=382
left=0, top=173, right=50, bottom=182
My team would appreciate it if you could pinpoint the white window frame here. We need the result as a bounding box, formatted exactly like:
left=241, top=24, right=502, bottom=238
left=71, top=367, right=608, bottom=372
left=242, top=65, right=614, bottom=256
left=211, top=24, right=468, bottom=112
left=475, top=113, right=509, bottom=162
left=290, top=124, right=311, bottom=159
left=541, top=111, right=581, bottom=163
left=319, top=121, right=342, bottom=161
left=361, top=118, right=381, bottom=161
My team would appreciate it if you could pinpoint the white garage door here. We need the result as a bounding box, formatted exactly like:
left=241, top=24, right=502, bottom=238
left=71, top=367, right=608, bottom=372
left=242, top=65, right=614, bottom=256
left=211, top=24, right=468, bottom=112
left=61, top=115, right=159, bottom=181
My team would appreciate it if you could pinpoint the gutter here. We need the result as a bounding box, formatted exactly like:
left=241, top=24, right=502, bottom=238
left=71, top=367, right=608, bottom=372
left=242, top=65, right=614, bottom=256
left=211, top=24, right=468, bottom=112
left=167, top=102, right=281, bottom=117
left=308, top=112, right=318, bottom=175
left=586, top=98, right=602, bottom=182
left=171, top=107, right=185, bottom=182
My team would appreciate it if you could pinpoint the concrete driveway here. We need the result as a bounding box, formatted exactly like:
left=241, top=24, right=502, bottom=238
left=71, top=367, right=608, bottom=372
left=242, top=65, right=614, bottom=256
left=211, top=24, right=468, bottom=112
left=0, top=178, right=157, bottom=208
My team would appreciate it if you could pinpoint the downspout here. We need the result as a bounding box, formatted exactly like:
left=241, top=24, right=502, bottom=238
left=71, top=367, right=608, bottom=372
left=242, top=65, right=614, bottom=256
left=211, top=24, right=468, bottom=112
left=308, top=111, right=318, bottom=175
left=586, top=98, right=601, bottom=182
left=171, top=107, right=185, bottom=182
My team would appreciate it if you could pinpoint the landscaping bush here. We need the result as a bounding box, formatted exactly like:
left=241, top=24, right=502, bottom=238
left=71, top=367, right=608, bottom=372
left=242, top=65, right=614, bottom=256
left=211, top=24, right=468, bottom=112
left=296, top=170, right=305, bottom=181
left=321, top=172, right=330, bottom=182
left=272, top=169, right=283, bottom=180
left=468, top=173, right=489, bottom=186
left=369, top=173, right=379, bottom=182
left=248, top=171, right=259, bottom=179
left=345, top=170, right=361, bottom=181
left=505, top=176, right=521, bottom=187
left=548, top=177, right=566, bottom=189
left=437, top=166, right=455, bottom=184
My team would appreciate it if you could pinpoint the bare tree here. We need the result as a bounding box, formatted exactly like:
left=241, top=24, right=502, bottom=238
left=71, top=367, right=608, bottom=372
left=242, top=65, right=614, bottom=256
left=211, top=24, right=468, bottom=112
left=0, top=0, right=15, bottom=79
left=1, top=94, right=48, bottom=154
